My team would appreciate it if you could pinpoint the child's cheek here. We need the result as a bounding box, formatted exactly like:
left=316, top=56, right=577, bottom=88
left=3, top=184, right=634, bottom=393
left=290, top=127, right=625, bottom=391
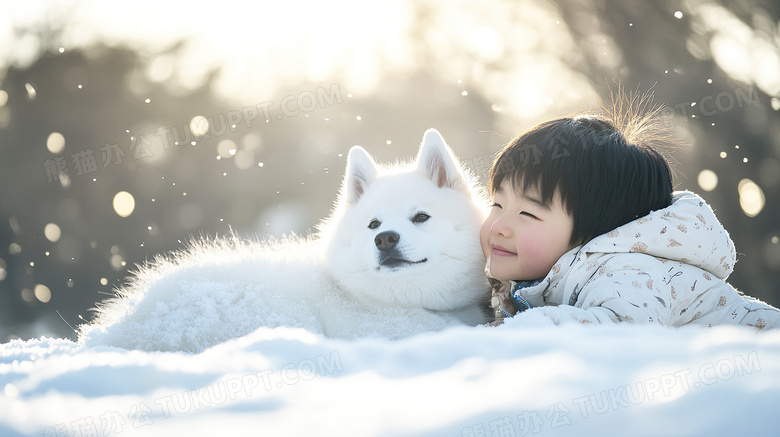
left=516, top=231, right=555, bottom=275
left=515, top=230, right=544, bottom=257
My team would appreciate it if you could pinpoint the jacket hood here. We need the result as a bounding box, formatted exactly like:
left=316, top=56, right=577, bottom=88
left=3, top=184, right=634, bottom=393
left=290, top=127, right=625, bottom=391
left=583, top=190, right=736, bottom=279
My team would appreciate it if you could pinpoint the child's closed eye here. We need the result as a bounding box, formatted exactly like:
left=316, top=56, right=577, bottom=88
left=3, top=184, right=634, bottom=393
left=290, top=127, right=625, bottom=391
left=519, top=211, right=539, bottom=220
left=491, top=202, right=502, bottom=209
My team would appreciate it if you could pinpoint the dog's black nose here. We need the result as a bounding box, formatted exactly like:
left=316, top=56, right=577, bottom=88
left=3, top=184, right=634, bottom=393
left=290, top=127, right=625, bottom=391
left=374, top=231, right=400, bottom=251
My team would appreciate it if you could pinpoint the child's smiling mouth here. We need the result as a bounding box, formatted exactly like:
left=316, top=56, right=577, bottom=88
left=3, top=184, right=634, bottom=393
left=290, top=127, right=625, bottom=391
left=490, top=244, right=516, bottom=257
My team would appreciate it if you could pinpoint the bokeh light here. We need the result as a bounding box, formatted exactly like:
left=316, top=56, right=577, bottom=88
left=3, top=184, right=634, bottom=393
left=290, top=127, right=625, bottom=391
left=46, top=132, right=65, bottom=154
left=766, top=236, right=780, bottom=269
left=112, top=191, right=136, bottom=218
left=190, top=115, right=209, bottom=137
left=738, top=179, right=765, bottom=217
left=34, top=284, right=51, bottom=303
left=44, top=223, right=61, bottom=242
left=217, top=140, right=237, bottom=159
left=697, top=169, right=718, bottom=191
left=20, top=288, right=33, bottom=303
left=24, top=83, right=36, bottom=100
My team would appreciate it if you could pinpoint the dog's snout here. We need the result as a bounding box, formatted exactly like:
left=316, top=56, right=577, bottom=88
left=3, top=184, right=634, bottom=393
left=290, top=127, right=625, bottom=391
left=374, top=231, right=400, bottom=251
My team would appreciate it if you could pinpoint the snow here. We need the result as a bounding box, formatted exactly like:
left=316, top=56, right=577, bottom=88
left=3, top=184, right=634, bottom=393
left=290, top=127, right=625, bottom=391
left=2, top=321, right=779, bottom=436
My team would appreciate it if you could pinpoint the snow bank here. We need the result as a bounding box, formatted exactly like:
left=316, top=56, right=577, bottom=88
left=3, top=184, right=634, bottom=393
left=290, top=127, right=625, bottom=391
left=2, top=322, right=779, bottom=436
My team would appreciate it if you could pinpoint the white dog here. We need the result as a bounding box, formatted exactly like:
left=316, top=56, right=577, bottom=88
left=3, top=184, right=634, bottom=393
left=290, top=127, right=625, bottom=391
left=79, top=129, right=491, bottom=352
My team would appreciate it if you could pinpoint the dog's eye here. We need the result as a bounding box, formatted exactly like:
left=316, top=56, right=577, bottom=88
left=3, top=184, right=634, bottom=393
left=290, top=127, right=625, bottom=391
left=412, top=212, right=430, bottom=223
left=368, top=219, right=381, bottom=229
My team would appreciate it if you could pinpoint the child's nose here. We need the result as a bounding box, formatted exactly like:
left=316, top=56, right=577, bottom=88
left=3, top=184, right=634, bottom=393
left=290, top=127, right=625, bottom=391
left=490, top=217, right=511, bottom=237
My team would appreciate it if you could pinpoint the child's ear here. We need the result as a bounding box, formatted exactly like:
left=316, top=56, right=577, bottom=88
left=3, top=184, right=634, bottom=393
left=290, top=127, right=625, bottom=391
left=416, top=129, right=470, bottom=194
left=342, top=146, right=378, bottom=205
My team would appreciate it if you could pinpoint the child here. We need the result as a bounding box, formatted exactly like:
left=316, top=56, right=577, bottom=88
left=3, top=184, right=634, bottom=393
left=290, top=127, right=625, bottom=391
left=482, top=104, right=780, bottom=329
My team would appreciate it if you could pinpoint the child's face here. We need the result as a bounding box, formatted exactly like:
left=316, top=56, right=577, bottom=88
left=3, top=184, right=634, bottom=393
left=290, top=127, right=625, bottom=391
left=480, top=181, right=574, bottom=281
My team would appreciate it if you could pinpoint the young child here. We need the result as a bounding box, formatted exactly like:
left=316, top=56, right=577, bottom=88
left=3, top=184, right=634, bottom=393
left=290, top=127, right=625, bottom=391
left=482, top=106, right=779, bottom=329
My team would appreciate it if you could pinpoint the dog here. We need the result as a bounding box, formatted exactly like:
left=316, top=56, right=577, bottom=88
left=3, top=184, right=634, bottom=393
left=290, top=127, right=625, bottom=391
left=79, top=129, right=491, bottom=352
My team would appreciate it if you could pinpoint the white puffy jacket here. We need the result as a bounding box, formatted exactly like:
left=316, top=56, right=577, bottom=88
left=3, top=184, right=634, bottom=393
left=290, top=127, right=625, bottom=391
left=504, top=191, right=779, bottom=329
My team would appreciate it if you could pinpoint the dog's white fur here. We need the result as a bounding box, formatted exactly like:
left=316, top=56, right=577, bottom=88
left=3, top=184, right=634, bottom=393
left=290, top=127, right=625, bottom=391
left=79, top=129, right=490, bottom=352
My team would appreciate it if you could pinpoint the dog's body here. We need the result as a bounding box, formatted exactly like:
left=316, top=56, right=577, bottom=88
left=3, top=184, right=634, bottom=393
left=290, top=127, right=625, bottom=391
left=79, top=129, right=491, bottom=352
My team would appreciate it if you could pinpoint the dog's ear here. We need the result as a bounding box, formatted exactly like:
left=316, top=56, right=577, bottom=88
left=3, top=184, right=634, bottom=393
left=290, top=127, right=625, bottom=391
left=416, top=129, right=469, bottom=194
left=343, top=146, right=378, bottom=205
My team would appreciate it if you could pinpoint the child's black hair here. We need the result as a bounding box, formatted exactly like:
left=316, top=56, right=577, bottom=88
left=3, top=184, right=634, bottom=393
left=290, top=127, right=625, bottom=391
left=488, top=93, right=675, bottom=247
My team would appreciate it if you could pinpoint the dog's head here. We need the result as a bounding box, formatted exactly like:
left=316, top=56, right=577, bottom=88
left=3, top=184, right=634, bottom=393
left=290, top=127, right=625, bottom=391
left=321, top=129, right=489, bottom=313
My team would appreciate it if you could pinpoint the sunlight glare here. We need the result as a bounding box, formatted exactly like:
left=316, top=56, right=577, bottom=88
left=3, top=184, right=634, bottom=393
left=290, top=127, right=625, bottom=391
left=2, top=0, right=599, bottom=123
left=470, top=26, right=504, bottom=60
left=698, top=4, right=780, bottom=96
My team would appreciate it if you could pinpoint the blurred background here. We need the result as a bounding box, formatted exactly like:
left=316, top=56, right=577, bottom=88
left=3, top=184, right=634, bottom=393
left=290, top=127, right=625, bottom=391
left=0, top=0, right=778, bottom=341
